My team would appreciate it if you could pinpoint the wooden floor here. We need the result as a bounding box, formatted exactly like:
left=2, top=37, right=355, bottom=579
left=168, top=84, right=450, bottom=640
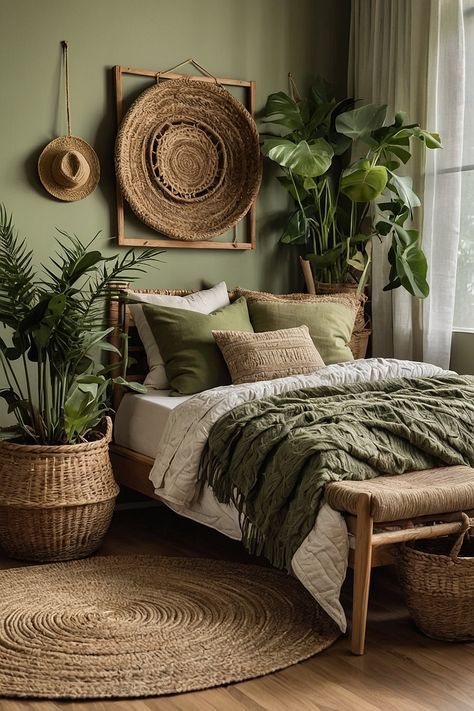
left=1, top=502, right=474, bottom=711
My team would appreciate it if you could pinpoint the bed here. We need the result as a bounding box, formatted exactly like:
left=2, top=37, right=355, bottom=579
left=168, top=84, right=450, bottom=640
left=108, top=286, right=474, bottom=652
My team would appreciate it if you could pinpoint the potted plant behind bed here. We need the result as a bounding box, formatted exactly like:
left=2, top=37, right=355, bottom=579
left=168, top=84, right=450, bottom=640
left=260, top=78, right=441, bottom=354
left=0, top=205, right=158, bottom=562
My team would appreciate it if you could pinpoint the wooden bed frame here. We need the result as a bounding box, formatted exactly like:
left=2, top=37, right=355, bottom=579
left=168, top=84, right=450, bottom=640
left=107, top=285, right=473, bottom=654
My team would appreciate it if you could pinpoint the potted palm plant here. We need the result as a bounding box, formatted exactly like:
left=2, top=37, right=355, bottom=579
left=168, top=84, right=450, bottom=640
left=0, top=205, right=158, bottom=561
left=260, top=78, right=441, bottom=300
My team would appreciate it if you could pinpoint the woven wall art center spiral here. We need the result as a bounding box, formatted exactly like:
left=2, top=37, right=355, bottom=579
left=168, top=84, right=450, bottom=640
left=148, top=120, right=226, bottom=202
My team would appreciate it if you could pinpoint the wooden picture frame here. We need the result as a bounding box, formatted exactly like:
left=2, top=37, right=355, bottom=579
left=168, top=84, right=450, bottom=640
left=113, top=64, right=257, bottom=250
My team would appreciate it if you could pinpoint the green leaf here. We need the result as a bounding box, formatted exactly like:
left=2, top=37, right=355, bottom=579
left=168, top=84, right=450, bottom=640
left=260, top=91, right=304, bottom=131
left=63, top=383, right=99, bottom=440
left=0, top=336, right=21, bottom=361
left=335, top=103, right=388, bottom=140
left=67, top=250, right=103, bottom=285
left=75, top=374, right=107, bottom=385
left=309, top=77, right=335, bottom=106
left=384, top=230, right=429, bottom=298
left=330, top=133, right=353, bottom=156
left=306, top=102, right=335, bottom=135
left=112, top=376, right=147, bottom=393
left=347, top=250, right=366, bottom=272
left=413, top=128, right=442, bottom=149
left=387, top=145, right=411, bottom=163
left=303, top=177, right=317, bottom=190
left=394, top=111, right=407, bottom=126
left=383, top=276, right=402, bottom=291
left=262, top=138, right=334, bottom=177
left=387, top=172, right=421, bottom=212
left=375, top=221, right=393, bottom=236
left=94, top=341, right=121, bottom=355
left=0, top=388, right=22, bottom=412
left=280, top=211, right=307, bottom=245
left=306, top=246, right=343, bottom=267
left=340, top=164, right=388, bottom=202
left=18, top=297, right=49, bottom=334
left=81, top=327, right=115, bottom=354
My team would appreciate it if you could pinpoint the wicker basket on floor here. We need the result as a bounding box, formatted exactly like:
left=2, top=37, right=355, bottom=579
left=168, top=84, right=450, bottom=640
left=397, top=513, right=474, bottom=641
left=0, top=418, right=118, bottom=562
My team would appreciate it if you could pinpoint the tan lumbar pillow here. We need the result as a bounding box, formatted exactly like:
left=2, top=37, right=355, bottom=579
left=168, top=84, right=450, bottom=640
left=212, top=325, right=325, bottom=385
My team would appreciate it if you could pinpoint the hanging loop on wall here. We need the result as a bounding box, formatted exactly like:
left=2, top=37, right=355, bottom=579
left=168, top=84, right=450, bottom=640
left=288, top=73, right=302, bottom=104
left=155, top=58, right=221, bottom=86
left=61, top=40, right=72, bottom=136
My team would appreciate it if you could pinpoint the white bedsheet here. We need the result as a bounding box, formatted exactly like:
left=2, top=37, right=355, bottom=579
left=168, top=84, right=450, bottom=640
left=137, top=359, right=447, bottom=630
left=114, top=390, right=192, bottom=458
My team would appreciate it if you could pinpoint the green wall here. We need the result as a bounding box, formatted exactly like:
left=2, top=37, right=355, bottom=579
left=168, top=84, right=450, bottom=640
left=0, top=0, right=350, bottom=294
left=450, top=332, right=474, bottom=375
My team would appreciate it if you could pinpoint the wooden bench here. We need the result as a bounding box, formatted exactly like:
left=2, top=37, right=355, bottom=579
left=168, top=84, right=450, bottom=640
left=326, top=465, right=474, bottom=655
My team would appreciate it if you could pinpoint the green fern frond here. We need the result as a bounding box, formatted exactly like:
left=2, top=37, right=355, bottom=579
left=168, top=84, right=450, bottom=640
left=0, top=205, right=37, bottom=328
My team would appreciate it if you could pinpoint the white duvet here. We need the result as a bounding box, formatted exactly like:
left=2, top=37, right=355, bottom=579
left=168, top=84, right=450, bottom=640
left=149, top=358, right=446, bottom=631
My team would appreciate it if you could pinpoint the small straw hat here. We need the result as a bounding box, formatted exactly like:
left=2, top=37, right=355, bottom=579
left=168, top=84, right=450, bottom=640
left=115, top=77, right=262, bottom=241
left=38, top=136, right=100, bottom=202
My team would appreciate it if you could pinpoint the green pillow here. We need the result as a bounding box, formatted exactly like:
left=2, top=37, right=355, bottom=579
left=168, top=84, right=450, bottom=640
left=142, top=297, right=254, bottom=395
left=248, top=300, right=356, bottom=365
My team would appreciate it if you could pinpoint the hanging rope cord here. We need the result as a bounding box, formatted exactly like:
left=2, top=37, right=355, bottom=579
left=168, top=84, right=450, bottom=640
left=62, top=40, right=72, bottom=136
left=155, top=57, right=222, bottom=87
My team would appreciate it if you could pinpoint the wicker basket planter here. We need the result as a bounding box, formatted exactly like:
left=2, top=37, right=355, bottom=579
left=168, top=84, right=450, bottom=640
left=398, top=514, right=474, bottom=641
left=0, top=417, right=118, bottom=562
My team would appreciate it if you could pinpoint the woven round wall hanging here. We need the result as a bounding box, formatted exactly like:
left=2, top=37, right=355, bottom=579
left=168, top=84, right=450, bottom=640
left=115, top=77, right=262, bottom=241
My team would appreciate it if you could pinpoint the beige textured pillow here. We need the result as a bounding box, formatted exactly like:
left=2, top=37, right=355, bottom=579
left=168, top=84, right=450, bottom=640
left=212, top=325, right=325, bottom=385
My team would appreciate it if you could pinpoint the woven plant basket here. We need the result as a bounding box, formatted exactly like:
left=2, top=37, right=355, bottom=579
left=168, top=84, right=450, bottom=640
left=349, top=329, right=371, bottom=360
left=0, top=418, right=118, bottom=562
left=397, top=513, right=474, bottom=641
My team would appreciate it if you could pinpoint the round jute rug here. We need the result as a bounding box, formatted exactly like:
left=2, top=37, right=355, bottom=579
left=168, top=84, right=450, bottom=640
left=0, top=555, right=339, bottom=700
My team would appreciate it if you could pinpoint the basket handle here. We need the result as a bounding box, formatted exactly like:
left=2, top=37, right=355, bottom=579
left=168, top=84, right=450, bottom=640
left=449, top=513, right=474, bottom=560
left=103, top=416, right=113, bottom=444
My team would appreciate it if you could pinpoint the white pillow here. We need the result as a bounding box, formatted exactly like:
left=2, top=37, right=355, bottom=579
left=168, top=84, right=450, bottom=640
left=127, top=282, right=230, bottom=389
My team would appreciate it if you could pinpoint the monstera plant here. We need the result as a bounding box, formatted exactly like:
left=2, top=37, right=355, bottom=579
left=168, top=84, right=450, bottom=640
left=260, top=78, right=441, bottom=297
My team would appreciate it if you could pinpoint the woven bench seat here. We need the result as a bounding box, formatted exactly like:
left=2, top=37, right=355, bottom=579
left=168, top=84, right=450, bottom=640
left=326, top=465, right=474, bottom=523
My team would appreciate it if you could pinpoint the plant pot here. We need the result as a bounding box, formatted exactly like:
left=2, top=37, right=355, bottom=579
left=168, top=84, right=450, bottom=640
left=0, top=418, right=118, bottom=562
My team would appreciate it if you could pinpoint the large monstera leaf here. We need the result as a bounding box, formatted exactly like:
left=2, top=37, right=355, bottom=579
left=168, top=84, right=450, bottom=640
left=340, top=161, right=388, bottom=202
left=261, top=138, right=334, bottom=178
left=335, top=103, right=388, bottom=141
left=384, top=226, right=429, bottom=298
left=260, top=91, right=304, bottom=134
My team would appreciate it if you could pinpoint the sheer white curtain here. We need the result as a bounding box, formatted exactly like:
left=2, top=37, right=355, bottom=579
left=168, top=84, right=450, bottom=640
left=348, top=0, right=465, bottom=367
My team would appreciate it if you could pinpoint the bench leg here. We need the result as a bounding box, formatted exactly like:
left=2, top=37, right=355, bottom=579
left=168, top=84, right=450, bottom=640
left=351, top=493, right=373, bottom=655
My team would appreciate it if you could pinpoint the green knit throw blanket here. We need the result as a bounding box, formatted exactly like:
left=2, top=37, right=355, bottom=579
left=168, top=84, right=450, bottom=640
left=199, top=375, right=474, bottom=570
